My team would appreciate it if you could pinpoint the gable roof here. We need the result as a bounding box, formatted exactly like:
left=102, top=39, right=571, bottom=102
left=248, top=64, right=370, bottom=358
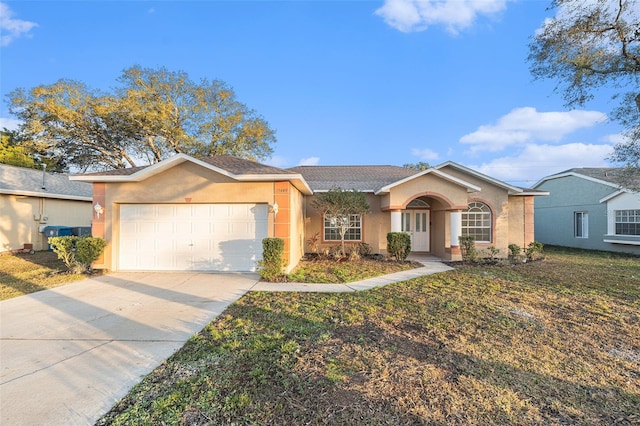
left=0, top=163, right=92, bottom=201
left=533, top=167, right=638, bottom=191
left=71, top=154, right=313, bottom=195
left=435, top=161, right=544, bottom=195
left=287, top=165, right=417, bottom=192
left=375, top=167, right=481, bottom=194
left=291, top=161, right=544, bottom=196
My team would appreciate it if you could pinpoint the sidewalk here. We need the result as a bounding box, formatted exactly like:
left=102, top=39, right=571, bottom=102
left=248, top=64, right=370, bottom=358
left=251, top=254, right=453, bottom=293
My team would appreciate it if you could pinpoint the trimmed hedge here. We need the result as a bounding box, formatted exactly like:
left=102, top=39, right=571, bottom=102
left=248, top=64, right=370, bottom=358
left=258, top=238, right=285, bottom=281
left=387, top=232, right=411, bottom=262
left=48, top=236, right=106, bottom=273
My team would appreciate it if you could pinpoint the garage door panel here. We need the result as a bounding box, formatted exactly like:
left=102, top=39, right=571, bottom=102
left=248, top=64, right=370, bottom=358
left=119, top=203, right=267, bottom=272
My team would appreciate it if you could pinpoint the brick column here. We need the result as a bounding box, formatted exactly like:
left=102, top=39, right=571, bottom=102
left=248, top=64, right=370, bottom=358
left=92, top=183, right=106, bottom=266
left=274, top=182, right=291, bottom=264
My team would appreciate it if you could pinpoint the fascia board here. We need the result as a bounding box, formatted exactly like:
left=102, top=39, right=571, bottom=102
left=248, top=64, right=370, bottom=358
left=375, top=168, right=481, bottom=195
left=599, top=190, right=626, bottom=204
left=0, top=189, right=92, bottom=201
left=235, top=174, right=313, bottom=195
left=517, top=190, right=550, bottom=196
left=534, top=171, right=621, bottom=190
left=436, top=161, right=523, bottom=193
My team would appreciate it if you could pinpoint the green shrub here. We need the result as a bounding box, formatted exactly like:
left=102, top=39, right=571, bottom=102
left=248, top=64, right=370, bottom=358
left=508, top=243, right=522, bottom=258
left=258, top=238, right=285, bottom=281
left=48, top=236, right=106, bottom=273
left=508, top=243, right=527, bottom=264
left=486, top=246, right=500, bottom=261
left=75, top=237, right=107, bottom=270
left=387, top=232, right=411, bottom=262
left=526, top=241, right=544, bottom=261
left=355, top=242, right=372, bottom=257
left=306, top=232, right=320, bottom=253
left=458, top=235, right=478, bottom=263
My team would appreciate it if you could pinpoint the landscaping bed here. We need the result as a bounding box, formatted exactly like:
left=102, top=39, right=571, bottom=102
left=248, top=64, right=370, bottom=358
left=285, top=255, right=422, bottom=283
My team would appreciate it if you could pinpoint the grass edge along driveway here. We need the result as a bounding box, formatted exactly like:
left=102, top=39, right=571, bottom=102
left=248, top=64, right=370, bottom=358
left=98, top=246, right=639, bottom=425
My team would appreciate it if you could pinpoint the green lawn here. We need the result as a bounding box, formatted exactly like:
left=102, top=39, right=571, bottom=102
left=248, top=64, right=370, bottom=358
left=0, top=251, right=87, bottom=300
left=286, top=256, right=421, bottom=283
left=93, top=246, right=638, bottom=424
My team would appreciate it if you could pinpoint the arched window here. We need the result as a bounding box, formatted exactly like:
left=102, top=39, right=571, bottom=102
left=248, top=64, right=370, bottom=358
left=462, top=202, right=492, bottom=242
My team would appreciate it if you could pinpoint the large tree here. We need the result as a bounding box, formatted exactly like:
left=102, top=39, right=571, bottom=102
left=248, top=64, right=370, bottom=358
left=0, top=129, right=66, bottom=171
left=7, top=66, right=276, bottom=172
left=312, top=188, right=370, bottom=258
left=528, top=0, right=640, bottom=189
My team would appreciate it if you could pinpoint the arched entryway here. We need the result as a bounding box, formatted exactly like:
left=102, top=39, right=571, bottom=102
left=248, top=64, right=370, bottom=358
left=401, top=198, right=431, bottom=251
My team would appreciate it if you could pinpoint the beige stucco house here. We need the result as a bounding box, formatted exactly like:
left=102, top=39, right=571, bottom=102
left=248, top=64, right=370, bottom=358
left=71, top=154, right=546, bottom=272
left=0, top=164, right=93, bottom=252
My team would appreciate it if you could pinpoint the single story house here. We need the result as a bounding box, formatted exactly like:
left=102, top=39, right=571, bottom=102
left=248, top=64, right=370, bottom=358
left=533, top=168, right=640, bottom=255
left=0, top=163, right=93, bottom=252
left=71, top=154, right=547, bottom=272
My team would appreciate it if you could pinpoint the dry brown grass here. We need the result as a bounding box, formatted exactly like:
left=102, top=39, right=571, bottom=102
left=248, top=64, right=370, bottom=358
left=98, top=246, right=640, bottom=425
left=0, top=251, right=87, bottom=300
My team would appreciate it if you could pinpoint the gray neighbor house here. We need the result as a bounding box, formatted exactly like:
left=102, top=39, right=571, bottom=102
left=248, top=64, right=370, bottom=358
left=533, top=168, right=640, bottom=255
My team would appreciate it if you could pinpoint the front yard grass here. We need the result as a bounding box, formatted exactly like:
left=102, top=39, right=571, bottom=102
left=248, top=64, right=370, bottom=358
left=100, top=246, right=638, bottom=424
left=0, top=251, right=87, bottom=300
left=286, top=256, right=421, bottom=283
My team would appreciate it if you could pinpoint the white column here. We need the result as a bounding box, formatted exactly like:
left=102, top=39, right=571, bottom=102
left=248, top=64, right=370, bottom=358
left=450, top=210, right=462, bottom=246
left=390, top=210, right=402, bottom=232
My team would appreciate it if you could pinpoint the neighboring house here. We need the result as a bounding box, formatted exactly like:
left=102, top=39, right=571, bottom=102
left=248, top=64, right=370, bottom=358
left=533, top=168, right=640, bottom=255
left=0, top=164, right=93, bottom=252
left=71, top=154, right=547, bottom=272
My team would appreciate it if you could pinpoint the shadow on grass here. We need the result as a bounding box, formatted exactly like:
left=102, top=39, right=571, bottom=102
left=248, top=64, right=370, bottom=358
left=0, top=251, right=83, bottom=300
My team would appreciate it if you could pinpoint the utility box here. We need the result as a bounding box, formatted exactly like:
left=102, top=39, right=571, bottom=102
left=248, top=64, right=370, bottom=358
left=44, top=226, right=73, bottom=251
left=71, top=227, right=92, bottom=237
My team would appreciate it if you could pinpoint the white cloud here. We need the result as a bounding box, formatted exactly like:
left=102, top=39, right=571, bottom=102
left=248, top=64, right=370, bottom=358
left=264, top=155, right=289, bottom=169
left=411, top=147, right=439, bottom=160
left=375, top=0, right=509, bottom=34
left=298, top=156, right=320, bottom=166
left=0, top=117, right=21, bottom=130
left=601, top=133, right=625, bottom=145
left=0, top=2, right=38, bottom=47
left=460, top=107, right=607, bottom=153
left=468, top=142, right=614, bottom=184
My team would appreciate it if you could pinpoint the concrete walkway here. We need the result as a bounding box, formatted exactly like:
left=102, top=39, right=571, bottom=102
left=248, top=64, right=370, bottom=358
left=0, top=255, right=452, bottom=425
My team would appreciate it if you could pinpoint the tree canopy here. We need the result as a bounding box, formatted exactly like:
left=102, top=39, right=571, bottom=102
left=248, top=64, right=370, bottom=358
left=312, top=188, right=370, bottom=257
left=7, top=66, right=276, bottom=172
left=528, top=0, right=640, bottom=188
left=0, top=129, right=66, bottom=171
left=403, top=161, right=431, bottom=171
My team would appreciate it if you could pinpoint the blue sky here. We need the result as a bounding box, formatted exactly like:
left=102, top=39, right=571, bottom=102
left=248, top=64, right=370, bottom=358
left=0, top=0, right=623, bottom=185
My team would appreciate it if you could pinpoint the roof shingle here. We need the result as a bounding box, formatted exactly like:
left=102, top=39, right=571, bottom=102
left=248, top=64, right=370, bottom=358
left=564, top=167, right=640, bottom=188
left=78, top=155, right=293, bottom=177
left=0, top=164, right=92, bottom=199
left=288, top=165, right=417, bottom=192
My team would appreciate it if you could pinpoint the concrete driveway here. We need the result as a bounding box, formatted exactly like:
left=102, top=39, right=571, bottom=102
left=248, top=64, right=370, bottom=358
left=0, top=271, right=259, bottom=425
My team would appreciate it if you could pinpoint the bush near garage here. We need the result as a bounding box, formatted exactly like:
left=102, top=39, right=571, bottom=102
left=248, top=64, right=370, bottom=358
left=257, top=238, right=285, bottom=281
left=48, top=236, right=107, bottom=274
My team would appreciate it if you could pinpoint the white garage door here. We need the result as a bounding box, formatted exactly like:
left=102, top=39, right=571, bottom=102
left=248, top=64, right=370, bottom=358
left=119, top=204, right=268, bottom=272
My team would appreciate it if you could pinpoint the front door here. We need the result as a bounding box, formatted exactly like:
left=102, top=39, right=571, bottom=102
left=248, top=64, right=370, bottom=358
left=401, top=210, right=430, bottom=252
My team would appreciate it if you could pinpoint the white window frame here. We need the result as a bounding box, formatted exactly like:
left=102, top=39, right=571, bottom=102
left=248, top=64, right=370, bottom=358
left=323, top=214, right=362, bottom=241
left=461, top=202, right=492, bottom=243
left=575, top=211, right=589, bottom=238
left=615, top=209, right=640, bottom=236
